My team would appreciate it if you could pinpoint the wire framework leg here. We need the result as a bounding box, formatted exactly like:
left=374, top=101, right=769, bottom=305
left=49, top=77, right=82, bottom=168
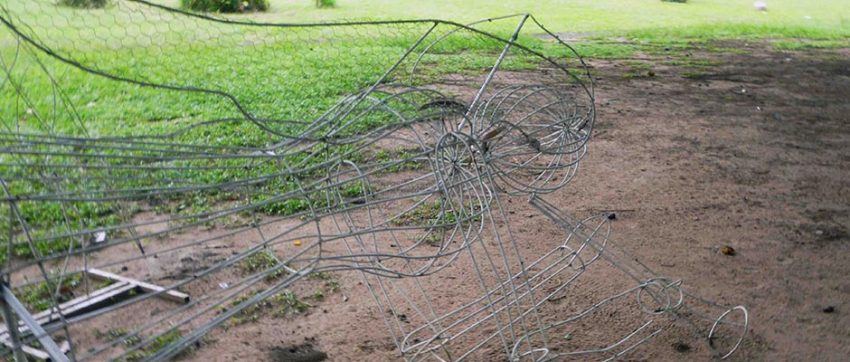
left=0, top=1, right=749, bottom=361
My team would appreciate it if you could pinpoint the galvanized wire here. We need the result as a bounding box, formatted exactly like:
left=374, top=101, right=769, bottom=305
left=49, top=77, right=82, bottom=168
left=0, top=1, right=746, bottom=361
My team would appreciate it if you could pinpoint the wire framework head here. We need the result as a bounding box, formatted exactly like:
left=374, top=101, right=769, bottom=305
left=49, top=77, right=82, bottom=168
left=0, top=1, right=747, bottom=361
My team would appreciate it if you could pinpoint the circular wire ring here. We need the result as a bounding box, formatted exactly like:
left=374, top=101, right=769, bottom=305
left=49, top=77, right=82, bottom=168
left=708, top=305, right=749, bottom=360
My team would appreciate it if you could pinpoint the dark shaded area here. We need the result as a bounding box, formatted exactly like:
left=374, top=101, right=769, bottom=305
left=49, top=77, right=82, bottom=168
left=269, top=343, right=328, bottom=362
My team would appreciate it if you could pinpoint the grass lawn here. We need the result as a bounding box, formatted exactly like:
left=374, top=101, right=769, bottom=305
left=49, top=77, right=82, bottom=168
left=3, top=0, right=846, bottom=134
left=254, top=0, right=850, bottom=40
left=0, top=0, right=847, bottom=261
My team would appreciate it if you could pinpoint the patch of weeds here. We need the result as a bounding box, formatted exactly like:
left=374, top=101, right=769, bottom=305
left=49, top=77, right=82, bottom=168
left=238, top=249, right=288, bottom=281
left=393, top=198, right=484, bottom=247
left=374, top=148, right=424, bottom=173
left=2, top=192, right=127, bottom=263
left=181, top=0, right=269, bottom=12
left=59, top=0, right=110, bottom=9
left=309, top=271, right=340, bottom=293
left=622, top=61, right=655, bottom=78
left=315, top=0, right=335, bottom=8
left=419, top=232, right=444, bottom=247
left=392, top=198, right=481, bottom=227
left=273, top=290, right=313, bottom=317
left=338, top=180, right=372, bottom=199
left=706, top=46, right=749, bottom=54
left=220, top=292, right=267, bottom=326
left=95, top=328, right=143, bottom=348
left=392, top=199, right=443, bottom=226
left=662, top=56, right=722, bottom=79
left=682, top=70, right=707, bottom=79
left=545, top=39, right=642, bottom=59
left=123, top=329, right=187, bottom=361
left=220, top=289, right=312, bottom=327
left=662, top=58, right=721, bottom=68
left=773, top=39, right=850, bottom=50
left=15, top=273, right=82, bottom=312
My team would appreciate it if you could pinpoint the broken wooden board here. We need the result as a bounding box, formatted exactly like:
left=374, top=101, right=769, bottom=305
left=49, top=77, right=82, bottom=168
left=0, top=282, right=136, bottom=340
left=86, top=268, right=190, bottom=304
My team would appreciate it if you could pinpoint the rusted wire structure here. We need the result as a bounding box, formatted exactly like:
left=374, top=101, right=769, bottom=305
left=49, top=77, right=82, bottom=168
left=0, top=1, right=747, bottom=361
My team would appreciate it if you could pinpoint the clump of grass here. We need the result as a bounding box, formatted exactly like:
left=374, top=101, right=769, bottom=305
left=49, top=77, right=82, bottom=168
left=273, top=290, right=312, bottom=317
left=59, top=0, right=110, bottom=9
left=315, top=0, right=336, bottom=8
left=374, top=148, right=424, bottom=173
left=622, top=60, right=655, bottom=78
left=773, top=39, right=850, bottom=50
left=95, top=328, right=143, bottom=347
left=393, top=198, right=480, bottom=227
left=339, top=180, right=371, bottom=199
left=220, top=289, right=312, bottom=326
left=393, top=199, right=484, bottom=246
left=124, top=329, right=187, bottom=361
left=181, top=0, right=269, bottom=13
left=392, top=200, right=443, bottom=226
left=681, top=70, right=707, bottom=79
left=15, top=273, right=82, bottom=312
left=238, top=249, right=288, bottom=281
left=309, top=271, right=340, bottom=293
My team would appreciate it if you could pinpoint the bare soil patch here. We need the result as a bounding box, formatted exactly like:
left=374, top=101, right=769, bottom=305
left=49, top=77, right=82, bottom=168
left=170, top=42, right=850, bottom=361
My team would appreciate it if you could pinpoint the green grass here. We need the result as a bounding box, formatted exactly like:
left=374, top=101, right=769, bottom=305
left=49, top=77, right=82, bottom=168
left=308, top=271, right=340, bottom=293
left=238, top=249, right=289, bottom=280
left=219, top=288, right=312, bottom=327
left=124, top=328, right=188, bottom=361
left=1, top=0, right=848, bottom=264
left=250, top=0, right=850, bottom=39
left=14, top=272, right=83, bottom=311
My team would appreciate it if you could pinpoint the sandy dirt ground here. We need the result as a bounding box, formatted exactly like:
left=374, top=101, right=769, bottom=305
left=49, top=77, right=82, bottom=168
left=170, top=43, right=850, bottom=362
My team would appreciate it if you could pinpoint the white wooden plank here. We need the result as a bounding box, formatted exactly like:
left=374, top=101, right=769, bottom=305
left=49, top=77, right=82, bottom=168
left=87, top=268, right=190, bottom=303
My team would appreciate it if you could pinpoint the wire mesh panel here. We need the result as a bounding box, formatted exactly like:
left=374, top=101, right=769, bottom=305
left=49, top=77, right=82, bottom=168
left=0, top=1, right=747, bottom=361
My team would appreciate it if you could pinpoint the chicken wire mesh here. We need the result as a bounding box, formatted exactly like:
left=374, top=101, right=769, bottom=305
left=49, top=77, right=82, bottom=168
left=0, top=1, right=748, bottom=361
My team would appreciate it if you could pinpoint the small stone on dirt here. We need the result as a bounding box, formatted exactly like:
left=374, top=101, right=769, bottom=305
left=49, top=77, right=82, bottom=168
left=607, top=213, right=616, bottom=220
left=823, top=306, right=835, bottom=313
left=720, top=246, right=736, bottom=256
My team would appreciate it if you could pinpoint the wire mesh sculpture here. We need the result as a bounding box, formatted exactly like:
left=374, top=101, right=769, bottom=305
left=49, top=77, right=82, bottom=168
left=0, top=1, right=748, bottom=361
